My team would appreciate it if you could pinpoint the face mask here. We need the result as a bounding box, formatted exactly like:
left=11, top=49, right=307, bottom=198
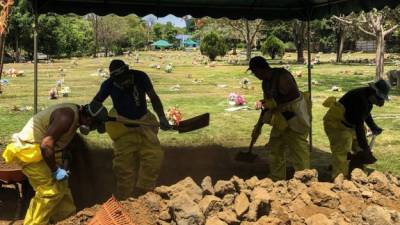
left=79, top=125, right=91, bottom=135
left=369, top=95, right=385, bottom=107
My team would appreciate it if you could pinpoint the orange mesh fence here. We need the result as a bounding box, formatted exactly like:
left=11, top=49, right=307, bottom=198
left=88, top=196, right=135, bottom=225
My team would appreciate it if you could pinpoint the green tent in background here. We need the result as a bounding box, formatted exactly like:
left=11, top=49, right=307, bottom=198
left=183, top=39, right=198, bottom=47
left=151, top=40, right=173, bottom=48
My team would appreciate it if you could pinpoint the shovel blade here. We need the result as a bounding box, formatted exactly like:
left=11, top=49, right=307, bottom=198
left=175, top=113, right=210, bottom=133
left=235, top=151, right=258, bottom=163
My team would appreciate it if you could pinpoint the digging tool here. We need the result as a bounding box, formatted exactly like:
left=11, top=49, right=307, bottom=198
left=107, top=113, right=210, bottom=133
left=235, top=109, right=266, bottom=163
left=348, top=134, right=377, bottom=177
left=235, top=134, right=259, bottom=162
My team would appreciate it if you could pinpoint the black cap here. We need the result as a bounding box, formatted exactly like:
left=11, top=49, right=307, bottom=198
left=369, top=79, right=391, bottom=100
left=248, top=56, right=270, bottom=71
left=109, top=59, right=129, bottom=77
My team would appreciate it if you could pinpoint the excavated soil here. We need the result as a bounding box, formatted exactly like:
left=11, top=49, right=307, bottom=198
left=4, top=135, right=398, bottom=225
left=0, top=152, right=21, bottom=170
left=59, top=169, right=400, bottom=225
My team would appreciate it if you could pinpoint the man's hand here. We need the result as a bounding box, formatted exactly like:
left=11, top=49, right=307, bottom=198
left=52, top=167, right=69, bottom=181
left=160, top=117, right=172, bottom=131
left=371, top=127, right=383, bottom=136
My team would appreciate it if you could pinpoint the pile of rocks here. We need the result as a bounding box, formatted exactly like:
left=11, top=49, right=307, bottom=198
left=59, top=169, right=400, bottom=225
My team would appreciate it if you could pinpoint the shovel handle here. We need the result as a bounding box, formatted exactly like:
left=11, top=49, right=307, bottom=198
left=369, top=135, right=377, bottom=151
left=108, top=116, right=159, bottom=127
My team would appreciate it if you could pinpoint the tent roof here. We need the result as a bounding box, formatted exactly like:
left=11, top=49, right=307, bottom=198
left=29, top=0, right=399, bottom=20
left=184, top=39, right=198, bottom=45
left=151, top=40, right=173, bottom=47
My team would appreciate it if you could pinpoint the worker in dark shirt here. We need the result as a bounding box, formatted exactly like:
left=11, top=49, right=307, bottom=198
left=249, top=56, right=311, bottom=181
left=93, top=59, right=171, bottom=199
left=323, top=79, right=390, bottom=179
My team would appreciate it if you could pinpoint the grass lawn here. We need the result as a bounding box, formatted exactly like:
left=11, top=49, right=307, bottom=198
left=1, top=50, right=400, bottom=175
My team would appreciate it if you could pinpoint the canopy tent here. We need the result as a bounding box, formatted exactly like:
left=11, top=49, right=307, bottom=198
left=151, top=40, right=173, bottom=48
left=27, top=0, right=400, bottom=151
left=29, top=0, right=399, bottom=20
left=183, top=39, right=198, bottom=47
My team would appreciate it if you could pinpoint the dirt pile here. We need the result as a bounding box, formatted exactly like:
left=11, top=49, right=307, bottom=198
left=59, top=169, right=400, bottom=225
left=0, top=152, right=21, bottom=170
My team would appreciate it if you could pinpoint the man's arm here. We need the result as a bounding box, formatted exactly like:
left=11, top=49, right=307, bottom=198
left=41, top=108, right=75, bottom=172
left=93, top=79, right=112, bottom=103
left=147, top=88, right=171, bottom=130
left=278, top=71, right=299, bottom=96
left=365, top=113, right=382, bottom=134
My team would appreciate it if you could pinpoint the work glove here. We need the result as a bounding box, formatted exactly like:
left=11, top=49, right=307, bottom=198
left=371, top=127, right=383, bottom=136
left=52, top=167, right=69, bottom=181
left=160, top=117, right=173, bottom=131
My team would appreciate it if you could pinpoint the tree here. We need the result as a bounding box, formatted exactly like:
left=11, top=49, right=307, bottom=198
left=261, top=35, right=286, bottom=59
left=7, top=0, right=32, bottom=62
left=183, top=16, right=196, bottom=33
left=334, top=8, right=400, bottom=79
left=163, top=22, right=178, bottom=45
left=153, top=23, right=163, bottom=40
left=87, top=13, right=99, bottom=57
left=126, top=15, right=149, bottom=49
left=200, top=32, right=227, bottom=61
left=223, top=18, right=264, bottom=61
left=292, top=20, right=306, bottom=63
left=96, top=15, right=126, bottom=56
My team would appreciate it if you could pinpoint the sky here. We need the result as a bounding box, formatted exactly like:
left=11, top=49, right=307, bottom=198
left=142, top=14, right=187, bottom=28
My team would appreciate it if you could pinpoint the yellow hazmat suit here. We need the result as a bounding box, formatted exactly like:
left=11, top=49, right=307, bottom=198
left=264, top=94, right=310, bottom=181
left=2, top=103, right=79, bottom=225
left=323, top=98, right=360, bottom=179
left=106, top=108, right=163, bottom=200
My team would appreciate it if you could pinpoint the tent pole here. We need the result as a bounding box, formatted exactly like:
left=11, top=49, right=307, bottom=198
left=307, top=18, right=312, bottom=152
left=33, top=0, right=38, bottom=114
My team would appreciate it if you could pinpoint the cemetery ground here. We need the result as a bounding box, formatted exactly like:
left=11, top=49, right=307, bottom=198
left=0, top=50, right=400, bottom=177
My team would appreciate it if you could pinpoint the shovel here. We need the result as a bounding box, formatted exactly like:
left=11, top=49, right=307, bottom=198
left=235, top=136, right=259, bottom=163
left=235, top=109, right=267, bottom=163
left=107, top=113, right=210, bottom=133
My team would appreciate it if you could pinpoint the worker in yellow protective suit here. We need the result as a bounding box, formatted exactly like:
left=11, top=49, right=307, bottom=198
left=323, top=79, right=390, bottom=179
left=248, top=56, right=310, bottom=181
left=92, top=59, right=171, bottom=200
left=2, top=102, right=108, bottom=225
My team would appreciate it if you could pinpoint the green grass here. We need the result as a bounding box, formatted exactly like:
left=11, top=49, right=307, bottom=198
left=1, top=50, right=400, bottom=174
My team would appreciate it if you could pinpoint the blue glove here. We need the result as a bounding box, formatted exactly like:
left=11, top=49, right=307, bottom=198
left=52, top=167, right=69, bottom=181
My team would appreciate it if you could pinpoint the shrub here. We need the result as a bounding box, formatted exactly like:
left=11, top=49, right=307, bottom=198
left=261, top=35, right=286, bottom=59
left=285, top=41, right=296, bottom=52
left=200, top=32, right=227, bottom=61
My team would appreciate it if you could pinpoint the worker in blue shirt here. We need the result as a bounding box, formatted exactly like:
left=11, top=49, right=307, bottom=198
left=93, top=59, right=171, bottom=199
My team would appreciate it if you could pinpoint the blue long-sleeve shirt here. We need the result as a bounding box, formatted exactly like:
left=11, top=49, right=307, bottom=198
left=94, top=70, right=152, bottom=120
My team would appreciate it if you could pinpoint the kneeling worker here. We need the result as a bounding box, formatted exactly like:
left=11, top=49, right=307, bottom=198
left=2, top=102, right=107, bottom=225
left=248, top=56, right=311, bottom=181
left=323, top=79, right=390, bottom=179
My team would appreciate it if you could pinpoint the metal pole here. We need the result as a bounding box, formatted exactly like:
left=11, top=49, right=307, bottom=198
left=307, top=18, right=312, bottom=152
left=33, top=0, right=38, bottom=114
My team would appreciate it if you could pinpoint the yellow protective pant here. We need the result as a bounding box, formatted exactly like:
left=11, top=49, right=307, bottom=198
left=112, top=130, right=163, bottom=200
left=22, top=160, right=75, bottom=225
left=323, top=122, right=361, bottom=179
left=323, top=100, right=362, bottom=179
left=267, top=127, right=309, bottom=181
